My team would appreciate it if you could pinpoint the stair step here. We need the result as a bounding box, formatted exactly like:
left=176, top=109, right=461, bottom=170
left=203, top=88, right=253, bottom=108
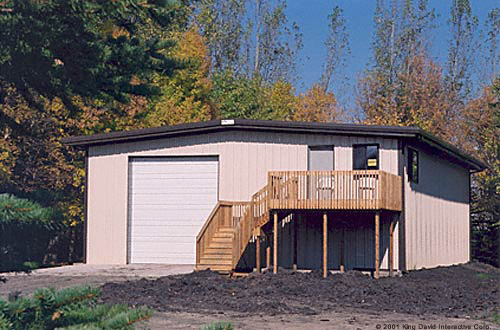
left=201, top=254, right=232, bottom=260
left=212, top=234, right=234, bottom=240
left=208, top=242, right=233, bottom=249
left=203, top=248, right=233, bottom=255
left=195, top=265, right=232, bottom=273
left=199, top=258, right=232, bottom=266
left=218, top=228, right=236, bottom=233
left=212, top=233, right=234, bottom=240
left=209, top=237, right=233, bottom=244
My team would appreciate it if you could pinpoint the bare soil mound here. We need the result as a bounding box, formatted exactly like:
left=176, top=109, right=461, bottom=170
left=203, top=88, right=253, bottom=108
left=99, top=263, right=500, bottom=320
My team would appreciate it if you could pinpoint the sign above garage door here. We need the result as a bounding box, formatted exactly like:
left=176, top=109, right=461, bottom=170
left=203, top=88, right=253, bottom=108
left=128, top=156, right=219, bottom=264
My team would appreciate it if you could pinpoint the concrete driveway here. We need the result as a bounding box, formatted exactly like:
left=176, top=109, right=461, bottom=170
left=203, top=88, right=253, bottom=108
left=0, top=263, right=193, bottom=299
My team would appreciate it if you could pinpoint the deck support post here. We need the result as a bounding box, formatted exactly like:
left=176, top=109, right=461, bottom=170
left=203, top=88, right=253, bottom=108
left=375, top=211, right=380, bottom=279
left=323, top=212, right=328, bottom=278
left=256, top=235, right=261, bottom=273
left=292, top=213, right=298, bottom=271
left=273, top=211, right=278, bottom=274
left=340, top=228, right=345, bottom=273
left=265, top=237, right=271, bottom=270
left=389, top=214, right=395, bottom=277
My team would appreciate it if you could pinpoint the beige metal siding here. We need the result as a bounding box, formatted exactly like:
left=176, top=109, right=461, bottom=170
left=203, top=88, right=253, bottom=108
left=404, top=146, right=470, bottom=270
left=87, top=152, right=128, bottom=264
left=86, top=130, right=400, bottom=264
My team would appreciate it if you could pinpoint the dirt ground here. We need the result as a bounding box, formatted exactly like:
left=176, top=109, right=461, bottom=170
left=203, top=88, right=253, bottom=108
left=145, top=310, right=499, bottom=330
left=0, top=263, right=193, bottom=300
left=1, top=262, right=499, bottom=329
left=100, top=263, right=499, bottom=319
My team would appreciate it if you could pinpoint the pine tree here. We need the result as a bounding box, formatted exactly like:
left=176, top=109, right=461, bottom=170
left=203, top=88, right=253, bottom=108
left=0, top=0, right=184, bottom=117
left=0, top=286, right=152, bottom=329
left=0, top=194, right=64, bottom=272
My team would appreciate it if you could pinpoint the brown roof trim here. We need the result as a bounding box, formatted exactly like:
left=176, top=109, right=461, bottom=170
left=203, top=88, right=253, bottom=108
left=61, top=119, right=486, bottom=171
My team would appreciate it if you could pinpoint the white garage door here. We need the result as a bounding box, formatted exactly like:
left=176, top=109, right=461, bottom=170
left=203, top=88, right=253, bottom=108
left=128, top=157, right=218, bottom=264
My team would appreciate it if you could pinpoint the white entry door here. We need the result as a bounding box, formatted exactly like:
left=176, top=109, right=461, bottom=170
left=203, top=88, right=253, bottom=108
left=128, top=157, right=218, bottom=264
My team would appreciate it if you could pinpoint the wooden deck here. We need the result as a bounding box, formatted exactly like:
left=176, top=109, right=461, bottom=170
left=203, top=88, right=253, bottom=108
left=196, top=170, right=402, bottom=274
left=268, top=170, right=402, bottom=211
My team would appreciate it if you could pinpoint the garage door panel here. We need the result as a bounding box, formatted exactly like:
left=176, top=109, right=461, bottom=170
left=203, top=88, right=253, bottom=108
left=132, top=168, right=218, bottom=176
left=131, top=189, right=217, bottom=197
left=131, top=194, right=217, bottom=204
left=131, top=163, right=218, bottom=174
left=131, top=252, right=194, bottom=259
left=130, top=255, right=195, bottom=264
left=129, top=157, right=218, bottom=264
left=131, top=208, right=215, bottom=219
left=132, top=241, right=193, bottom=248
left=132, top=236, right=197, bottom=244
left=131, top=226, right=201, bottom=237
left=131, top=178, right=216, bottom=186
left=128, top=219, right=204, bottom=226
left=132, top=241, right=195, bottom=249
left=132, top=252, right=194, bottom=258
left=131, top=180, right=217, bottom=190
left=131, top=193, right=217, bottom=206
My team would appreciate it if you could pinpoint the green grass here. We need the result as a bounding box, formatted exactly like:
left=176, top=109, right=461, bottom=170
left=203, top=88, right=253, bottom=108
left=475, top=273, right=497, bottom=280
left=201, top=321, right=234, bottom=330
left=21, top=261, right=40, bottom=271
left=492, top=313, right=500, bottom=325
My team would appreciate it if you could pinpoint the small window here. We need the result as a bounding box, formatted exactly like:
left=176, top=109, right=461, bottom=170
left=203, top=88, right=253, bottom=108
left=308, top=145, right=334, bottom=171
left=353, top=144, right=379, bottom=170
left=408, top=148, right=419, bottom=183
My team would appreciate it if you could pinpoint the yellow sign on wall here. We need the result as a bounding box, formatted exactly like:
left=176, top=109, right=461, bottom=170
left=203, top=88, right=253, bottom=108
left=367, top=159, right=377, bottom=167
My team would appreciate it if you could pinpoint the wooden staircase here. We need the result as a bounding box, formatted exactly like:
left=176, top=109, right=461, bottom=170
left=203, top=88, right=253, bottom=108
left=195, top=197, right=265, bottom=274
left=197, top=227, right=235, bottom=273
left=195, top=201, right=253, bottom=274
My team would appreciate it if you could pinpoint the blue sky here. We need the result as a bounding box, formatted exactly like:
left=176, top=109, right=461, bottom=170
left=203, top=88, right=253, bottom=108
left=286, top=0, right=498, bottom=102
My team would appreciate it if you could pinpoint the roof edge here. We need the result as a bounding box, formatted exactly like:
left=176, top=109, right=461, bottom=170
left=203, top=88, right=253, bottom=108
left=61, top=119, right=486, bottom=172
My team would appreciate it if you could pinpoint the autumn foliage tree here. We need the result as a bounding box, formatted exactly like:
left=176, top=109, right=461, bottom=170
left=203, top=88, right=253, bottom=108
left=293, top=84, right=343, bottom=123
left=145, top=28, right=215, bottom=127
left=462, top=80, right=500, bottom=266
left=358, top=53, right=455, bottom=141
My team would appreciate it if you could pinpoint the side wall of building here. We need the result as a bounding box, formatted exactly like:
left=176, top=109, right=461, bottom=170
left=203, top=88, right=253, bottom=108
left=86, top=130, right=400, bottom=266
left=403, top=144, right=470, bottom=270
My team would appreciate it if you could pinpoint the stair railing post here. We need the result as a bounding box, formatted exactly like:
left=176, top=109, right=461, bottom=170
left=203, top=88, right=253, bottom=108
left=375, top=211, right=380, bottom=279
left=273, top=211, right=278, bottom=274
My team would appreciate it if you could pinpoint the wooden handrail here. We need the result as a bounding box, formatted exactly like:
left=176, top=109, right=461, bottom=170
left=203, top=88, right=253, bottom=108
left=196, top=203, right=221, bottom=244
left=231, top=185, right=269, bottom=268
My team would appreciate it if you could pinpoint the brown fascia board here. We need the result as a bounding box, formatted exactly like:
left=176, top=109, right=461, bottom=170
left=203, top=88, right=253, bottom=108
left=61, top=119, right=486, bottom=172
left=415, top=131, right=487, bottom=172
left=61, top=119, right=418, bottom=146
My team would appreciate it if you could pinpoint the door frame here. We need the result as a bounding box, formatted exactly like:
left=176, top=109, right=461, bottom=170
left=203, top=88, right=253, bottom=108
left=126, top=155, right=220, bottom=264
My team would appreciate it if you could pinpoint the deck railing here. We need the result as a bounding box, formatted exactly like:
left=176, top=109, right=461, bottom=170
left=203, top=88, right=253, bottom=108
left=268, top=170, right=402, bottom=211
left=231, top=186, right=269, bottom=268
